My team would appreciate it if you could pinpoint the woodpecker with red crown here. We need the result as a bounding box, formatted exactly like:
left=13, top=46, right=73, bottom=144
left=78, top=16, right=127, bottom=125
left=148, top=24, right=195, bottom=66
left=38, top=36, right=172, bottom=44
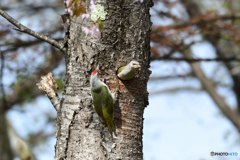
left=90, top=70, right=117, bottom=138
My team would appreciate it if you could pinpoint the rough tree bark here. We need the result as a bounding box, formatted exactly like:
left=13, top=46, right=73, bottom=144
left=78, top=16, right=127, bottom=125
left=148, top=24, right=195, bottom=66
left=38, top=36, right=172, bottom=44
left=54, top=0, right=153, bottom=159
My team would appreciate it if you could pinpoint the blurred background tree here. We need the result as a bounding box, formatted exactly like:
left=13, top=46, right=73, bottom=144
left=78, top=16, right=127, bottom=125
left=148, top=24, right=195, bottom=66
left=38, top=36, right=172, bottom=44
left=0, top=0, right=65, bottom=159
left=0, top=0, right=240, bottom=159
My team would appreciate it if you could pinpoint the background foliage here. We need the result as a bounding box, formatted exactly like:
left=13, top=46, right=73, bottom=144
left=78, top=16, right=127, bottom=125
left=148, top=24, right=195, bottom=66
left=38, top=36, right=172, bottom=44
left=0, top=0, right=240, bottom=159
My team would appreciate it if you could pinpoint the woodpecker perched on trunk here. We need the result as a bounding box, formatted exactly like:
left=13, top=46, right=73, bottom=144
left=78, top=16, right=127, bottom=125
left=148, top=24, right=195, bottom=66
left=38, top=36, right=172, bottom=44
left=117, top=60, right=141, bottom=80
left=90, top=70, right=116, bottom=138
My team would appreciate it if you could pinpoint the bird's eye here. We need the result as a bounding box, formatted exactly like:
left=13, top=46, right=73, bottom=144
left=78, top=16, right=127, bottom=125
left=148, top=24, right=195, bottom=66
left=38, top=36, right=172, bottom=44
left=132, top=63, right=135, bottom=65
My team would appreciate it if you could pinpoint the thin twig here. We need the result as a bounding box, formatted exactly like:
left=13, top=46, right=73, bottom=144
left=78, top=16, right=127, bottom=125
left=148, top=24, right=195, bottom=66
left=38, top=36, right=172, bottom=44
left=151, top=56, right=240, bottom=62
left=1, top=38, right=63, bottom=54
left=149, top=73, right=193, bottom=81
left=154, top=13, right=240, bottom=31
left=150, top=86, right=202, bottom=96
left=0, top=9, right=65, bottom=52
left=1, top=4, right=62, bottom=11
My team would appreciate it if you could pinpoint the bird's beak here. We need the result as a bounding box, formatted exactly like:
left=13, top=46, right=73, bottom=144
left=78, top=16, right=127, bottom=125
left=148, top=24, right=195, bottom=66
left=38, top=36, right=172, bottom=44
left=135, top=65, right=141, bottom=69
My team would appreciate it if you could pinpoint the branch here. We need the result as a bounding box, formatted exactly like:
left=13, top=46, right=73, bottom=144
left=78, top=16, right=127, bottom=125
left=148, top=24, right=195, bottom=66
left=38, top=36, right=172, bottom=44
left=150, top=56, right=240, bottom=62
left=149, top=73, right=231, bottom=88
left=152, top=8, right=181, bottom=21
left=180, top=0, right=240, bottom=114
left=150, top=86, right=202, bottom=96
left=1, top=38, right=63, bottom=53
left=36, top=73, right=61, bottom=111
left=182, top=49, right=240, bottom=131
left=0, top=9, right=65, bottom=52
left=149, top=73, right=193, bottom=81
left=154, top=13, right=240, bottom=31
left=0, top=51, right=63, bottom=111
left=1, top=4, right=63, bottom=11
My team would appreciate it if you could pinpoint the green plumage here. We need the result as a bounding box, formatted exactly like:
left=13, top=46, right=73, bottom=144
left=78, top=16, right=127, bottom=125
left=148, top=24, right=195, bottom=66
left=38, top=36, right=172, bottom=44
left=117, top=66, right=137, bottom=80
left=117, top=66, right=125, bottom=74
left=91, top=85, right=116, bottom=137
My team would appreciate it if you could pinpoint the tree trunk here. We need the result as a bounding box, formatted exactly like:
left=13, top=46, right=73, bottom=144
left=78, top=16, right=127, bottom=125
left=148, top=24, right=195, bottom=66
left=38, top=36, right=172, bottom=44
left=0, top=112, right=14, bottom=160
left=54, top=0, right=152, bottom=159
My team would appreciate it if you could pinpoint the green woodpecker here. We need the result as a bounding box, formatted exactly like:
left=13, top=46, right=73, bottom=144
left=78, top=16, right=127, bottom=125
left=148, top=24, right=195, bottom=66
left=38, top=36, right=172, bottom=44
left=117, top=60, right=141, bottom=80
left=90, top=70, right=116, bottom=138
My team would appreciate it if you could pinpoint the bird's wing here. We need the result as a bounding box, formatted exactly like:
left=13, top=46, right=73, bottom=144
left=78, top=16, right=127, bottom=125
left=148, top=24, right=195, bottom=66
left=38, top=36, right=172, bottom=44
left=117, top=66, right=125, bottom=74
left=91, top=89, right=104, bottom=122
left=102, top=85, right=114, bottom=118
left=102, top=82, right=114, bottom=101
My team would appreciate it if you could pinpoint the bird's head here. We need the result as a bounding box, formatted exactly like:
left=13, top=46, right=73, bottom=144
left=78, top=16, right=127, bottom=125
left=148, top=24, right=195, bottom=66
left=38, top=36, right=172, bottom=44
left=91, top=70, right=101, bottom=88
left=92, top=70, right=98, bottom=75
left=91, top=70, right=98, bottom=77
left=91, top=70, right=99, bottom=82
left=130, top=60, right=141, bottom=69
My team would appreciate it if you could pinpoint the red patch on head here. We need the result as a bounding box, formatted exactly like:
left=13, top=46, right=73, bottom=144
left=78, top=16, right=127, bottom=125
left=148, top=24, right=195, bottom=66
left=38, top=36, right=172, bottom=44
left=92, top=70, right=97, bottom=75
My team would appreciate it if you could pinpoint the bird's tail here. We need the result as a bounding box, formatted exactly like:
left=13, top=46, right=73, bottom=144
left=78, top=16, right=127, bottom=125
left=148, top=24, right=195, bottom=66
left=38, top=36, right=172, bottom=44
left=102, top=108, right=117, bottom=139
left=107, top=119, right=117, bottom=139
